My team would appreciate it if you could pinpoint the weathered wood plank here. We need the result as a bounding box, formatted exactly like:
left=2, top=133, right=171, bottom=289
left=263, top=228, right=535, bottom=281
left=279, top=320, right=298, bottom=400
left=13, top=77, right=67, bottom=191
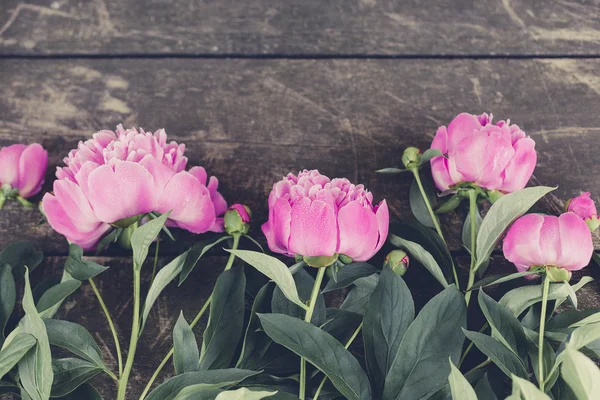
left=1, top=58, right=599, bottom=254
left=1, top=0, right=600, bottom=56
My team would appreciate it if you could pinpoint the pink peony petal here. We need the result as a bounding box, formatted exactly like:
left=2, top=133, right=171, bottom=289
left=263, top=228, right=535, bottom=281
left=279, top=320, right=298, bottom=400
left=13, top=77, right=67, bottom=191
left=42, top=181, right=111, bottom=250
left=337, top=200, right=379, bottom=261
left=373, top=200, right=390, bottom=256
left=446, top=113, right=483, bottom=150
left=156, top=171, right=216, bottom=234
left=207, top=176, right=228, bottom=216
left=0, top=144, right=26, bottom=188
left=538, top=215, right=562, bottom=267
left=17, top=144, right=48, bottom=198
left=500, top=137, right=537, bottom=193
left=262, top=197, right=293, bottom=255
left=139, top=154, right=177, bottom=191
left=557, top=212, right=594, bottom=271
left=503, top=214, right=545, bottom=270
left=86, top=161, right=158, bottom=223
left=288, top=197, right=337, bottom=257
left=189, top=166, right=208, bottom=186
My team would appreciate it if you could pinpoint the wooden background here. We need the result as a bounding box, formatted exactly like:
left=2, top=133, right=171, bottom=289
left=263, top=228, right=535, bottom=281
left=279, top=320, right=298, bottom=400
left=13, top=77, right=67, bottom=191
left=1, top=0, right=600, bottom=398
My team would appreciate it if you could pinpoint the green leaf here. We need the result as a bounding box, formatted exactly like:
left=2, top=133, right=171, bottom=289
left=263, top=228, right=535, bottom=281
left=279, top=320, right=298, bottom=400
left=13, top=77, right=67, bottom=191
left=561, top=348, right=600, bottom=400
left=500, top=277, right=594, bottom=317
left=388, top=234, right=449, bottom=287
left=523, top=328, right=558, bottom=390
left=0, top=333, right=36, bottom=378
left=226, top=250, right=306, bottom=310
left=141, top=250, right=189, bottom=332
left=510, top=375, right=552, bottom=399
left=420, top=149, right=443, bottom=165
left=56, top=383, right=103, bottom=400
left=259, top=313, right=371, bottom=400
left=0, top=242, right=43, bottom=281
left=36, top=280, right=81, bottom=316
left=448, top=359, right=477, bottom=400
left=272, top=268, right=325, bottom=326
left=236, top=283, right=274, bottom=369
left=216, top=388, right=277, bottom=399
left=173, top=312, right=200, bottom=375
left=50, top=358, right=103, bottom=397
left=131, top=212, right=170, bottom=269
left=179, top=236, right=231, bottom=285
left=389, top=220, right=454, bottom=283
left=44, top=319, right=105, bottom=368
left=200, top=267, right=246, bottom=370
left=383, top=285, right=467, bottom=400
left=478, top=290, right=528, bottom=360
left=475, top=186, right=556, bottom=272
left=146, top=369, right=260, bottom=400
left=569, top=311, right=600, bottom=328
left=409, top=171, right=439, bottom=229
left=473, top=374, right=497, bottom=400
left=340, top=285, right=376, bottom=315
left=65, top=244, right=108, bottom=280
left=322, top=263, right=378, bottom=293
left=172, top=383, right=223, bottom=400
left=376, top=167, right=407, bottom=174
left=471, top=271, right=541, bottom=290
left=95, top=228, right=121, bottom=255
left=363, top=267, right=414, bottom=397
left=462, top=207, right=482, bottom=254
left=18, top=268, right=53, bottom=400
left=0, top=265, right=16, bottom=343
left=321, top=309, right=363, bottom=345
left=462, top=330, right=528, bottom=378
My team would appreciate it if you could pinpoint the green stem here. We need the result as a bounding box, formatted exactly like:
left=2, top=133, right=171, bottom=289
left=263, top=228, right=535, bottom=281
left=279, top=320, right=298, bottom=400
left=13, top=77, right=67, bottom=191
left=117, top=267, right=141, bottom=400
left=464, top=190, right=478, bottom=306
left=459, top=322, right=488, bottom=367
left=411, top=168, right=460, bottom=288
left=0, top=194, right=5, bottom=210
left=89, top=278, right=123, bottom=377
left=299, top=267, right=327, bottom=400
left=314, top=322, right=363, bottom=400
left=539, top=272, right=551, bottom=392
left=138, top=234, right=241, bottom=400
left=16, top=196, right=34, bottom=208
left=150, top=240, right=160, bottom=284
left=467, top=358, right=492, bottom=375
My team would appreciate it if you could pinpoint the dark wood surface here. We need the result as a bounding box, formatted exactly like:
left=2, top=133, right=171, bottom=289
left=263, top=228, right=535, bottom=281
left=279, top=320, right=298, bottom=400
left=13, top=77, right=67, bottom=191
left=1, top=1, right=600, bottom=398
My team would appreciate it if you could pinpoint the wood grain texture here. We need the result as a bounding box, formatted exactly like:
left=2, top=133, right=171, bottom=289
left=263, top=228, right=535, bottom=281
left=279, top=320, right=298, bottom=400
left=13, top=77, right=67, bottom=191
left=0, top=0, right=599, bottom=55
left=1, top=58, right=599, bottom=253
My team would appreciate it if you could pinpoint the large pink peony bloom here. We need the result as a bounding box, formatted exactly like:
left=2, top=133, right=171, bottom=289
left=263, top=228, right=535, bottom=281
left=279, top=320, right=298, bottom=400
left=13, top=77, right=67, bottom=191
left=503, top=213, right=593, bottom=273
left=42, top=125, right=227, bottom=250
left=262, top=170, right=389, bottom=262
left=0, top=143, right=48, bottom=198
left=430, top=112, right=537, bottom=193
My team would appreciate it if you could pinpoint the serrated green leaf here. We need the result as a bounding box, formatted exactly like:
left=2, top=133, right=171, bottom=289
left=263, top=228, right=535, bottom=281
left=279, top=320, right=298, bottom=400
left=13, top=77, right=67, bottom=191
left=173, top=312, right=199, bottom=375
left=259, top=313, right=371, bottom=400
left=475, top=186, right=556, bottom=272
left=226, top=250, right=306, bottom=310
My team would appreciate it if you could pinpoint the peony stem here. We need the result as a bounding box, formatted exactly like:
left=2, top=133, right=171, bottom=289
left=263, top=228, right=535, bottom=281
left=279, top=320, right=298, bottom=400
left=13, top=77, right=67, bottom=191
left=464, top=189, right=478, bottom=306
left=117, top=267, right=141, bottom=400
left=16, top=196, right=34, bottom=208
left=89, top=277, right=123, bottom=377
left=411, top=168, right=460, bottom=288
left=299, top=267, right=327, bottom=400
left=138, top=234, right=241, bottom=400
left=314, top=322, right=363, bottom=400
left=0, top=194, right=5, bottom=210
left=538, top=272, right=551, bottom=392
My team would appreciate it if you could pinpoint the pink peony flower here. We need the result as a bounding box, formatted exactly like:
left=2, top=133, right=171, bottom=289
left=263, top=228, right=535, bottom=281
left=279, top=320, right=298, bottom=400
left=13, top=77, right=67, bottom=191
left=262, top=169, right=389, bottom=262
left=567, top=192, right=600, bottom=232
left=42, top=125, right=227, bottom=250
left=0, top=143, right=48, bottom=199
left=430, top=112, right=537, bottom=193
left=503, top=213, right=593, bottom=273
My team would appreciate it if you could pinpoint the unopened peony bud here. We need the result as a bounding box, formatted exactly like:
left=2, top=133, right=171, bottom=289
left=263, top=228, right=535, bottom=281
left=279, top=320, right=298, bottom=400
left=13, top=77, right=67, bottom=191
left=402, top=147, right=421, bottom=169
left=546, top=266, right=571, bottom=283
left=224, top=204, right=252, bottom=235
left=0, top=143, right=48, bottom=209
left=567, top=192, right=599, bottom=232
left=384, top=250, right=409, bottom=276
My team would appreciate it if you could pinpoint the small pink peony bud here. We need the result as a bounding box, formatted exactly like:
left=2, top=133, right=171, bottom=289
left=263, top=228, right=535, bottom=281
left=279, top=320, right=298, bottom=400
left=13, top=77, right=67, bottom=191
left=567, top=192, right=599, bottom=232
left=384, top=250, right=409, bottom=276
left=224, top=204, right=252, bottom=235
left=0, top=143, right=48, bottom=208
